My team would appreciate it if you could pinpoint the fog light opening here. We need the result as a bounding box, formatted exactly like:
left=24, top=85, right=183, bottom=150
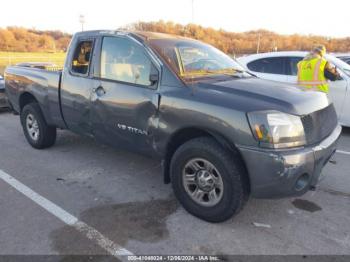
left=295, top=173, right=310, bottom=191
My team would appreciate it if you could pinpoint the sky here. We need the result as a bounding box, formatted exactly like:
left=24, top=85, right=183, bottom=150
left=0, top=0, right=348, bottom=38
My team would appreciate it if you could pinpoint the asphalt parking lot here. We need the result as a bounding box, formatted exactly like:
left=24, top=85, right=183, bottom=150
left=0, top=110, right=350, bottom=259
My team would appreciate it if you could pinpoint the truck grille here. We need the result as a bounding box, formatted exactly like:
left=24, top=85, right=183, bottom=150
left=301, top=104, right=338, bottom=145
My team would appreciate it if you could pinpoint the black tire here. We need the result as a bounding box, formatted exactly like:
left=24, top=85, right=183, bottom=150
left=20, top=102, right=56, bottom=149
left=170, top=137, right=248, bottom=222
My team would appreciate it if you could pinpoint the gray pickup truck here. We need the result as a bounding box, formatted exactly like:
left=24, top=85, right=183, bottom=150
left=5, top=30, right=341, bottom=222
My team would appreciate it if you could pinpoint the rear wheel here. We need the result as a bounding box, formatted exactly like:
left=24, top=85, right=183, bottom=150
left=170, top=137, right=248, bottom=222
left=20, top=103, right=56, bottom=149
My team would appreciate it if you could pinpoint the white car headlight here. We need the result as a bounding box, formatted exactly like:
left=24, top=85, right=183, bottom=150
left=248, top=111, right=306, bottom=148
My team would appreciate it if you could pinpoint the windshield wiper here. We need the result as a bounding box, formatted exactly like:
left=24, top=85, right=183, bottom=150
left=220, top=68, right=257, bottom=77
left=181, top=67, right=256, bottom=79
left=207, top=68, right=257, bottom=78
left=181, top=68, right=239, bottom=77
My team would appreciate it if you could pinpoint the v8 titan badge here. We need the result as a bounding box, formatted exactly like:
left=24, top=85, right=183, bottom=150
left=117, top=123, right=148, bottom=136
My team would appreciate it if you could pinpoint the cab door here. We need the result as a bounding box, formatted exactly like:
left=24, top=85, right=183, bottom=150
left=90, top=35, right=160, bottom=155
left=60, top=38, right=99, bottom=136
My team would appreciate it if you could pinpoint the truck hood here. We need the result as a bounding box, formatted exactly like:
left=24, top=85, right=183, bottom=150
left=194, top=77, right=331, bottom=115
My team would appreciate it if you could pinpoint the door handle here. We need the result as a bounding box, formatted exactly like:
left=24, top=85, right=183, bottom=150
left=93, top=86, right=106, bottom=96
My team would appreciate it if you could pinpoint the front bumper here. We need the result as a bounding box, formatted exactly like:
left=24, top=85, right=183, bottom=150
left=237, top=124, right=342, bottom=198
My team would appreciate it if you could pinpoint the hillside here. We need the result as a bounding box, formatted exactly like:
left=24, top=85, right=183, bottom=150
left=1, top=21, right=349, bottom=55
left=130, top=21, right=350, bottom=55
left=0, top=27, right=71, bottom=52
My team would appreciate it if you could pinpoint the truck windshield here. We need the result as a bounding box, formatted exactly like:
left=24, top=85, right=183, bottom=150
left=149, top=39, right=247, bottom=79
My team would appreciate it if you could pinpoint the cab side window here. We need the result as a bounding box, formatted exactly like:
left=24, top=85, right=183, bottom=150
left=71, top=40, right=93, bottom=75
left=100, top=37, right=153, bottom=86
left=247, top=57, right=286, bottom=75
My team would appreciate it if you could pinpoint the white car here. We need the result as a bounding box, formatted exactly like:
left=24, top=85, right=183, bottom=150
left=237, top=51, right=350, bottom=126
left=335, top=54, right=350, bottom=65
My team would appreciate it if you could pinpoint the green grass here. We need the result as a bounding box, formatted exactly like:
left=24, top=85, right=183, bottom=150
left=0, top=52, right=66, bottom=75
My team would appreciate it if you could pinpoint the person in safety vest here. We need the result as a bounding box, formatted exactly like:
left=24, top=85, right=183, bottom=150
left=297, top=45, right=340, bottom=93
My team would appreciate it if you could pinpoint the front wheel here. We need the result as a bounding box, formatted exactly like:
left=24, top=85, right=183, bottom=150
left=170, top=137, right=248, bottom=222
left=20, top=103, right=57, bottom=149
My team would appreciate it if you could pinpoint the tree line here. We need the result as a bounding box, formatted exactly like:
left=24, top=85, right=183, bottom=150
left=0, top=27, right=71, bottom=52
left=129, top=21, right=350, bottom=55
left=1, top=21, right=350, bottom=54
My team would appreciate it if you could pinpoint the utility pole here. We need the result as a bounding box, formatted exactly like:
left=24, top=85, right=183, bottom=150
left=272, top=40, right=277, bottom=52
left=327, top=36, right=332, bottom=51
left=256, top=33, right=261, bottom=54
left=79, top=15, right=85, bottom=32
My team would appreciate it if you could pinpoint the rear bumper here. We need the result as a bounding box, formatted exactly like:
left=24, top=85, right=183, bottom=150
left=237, top=124, right=341, bottom=198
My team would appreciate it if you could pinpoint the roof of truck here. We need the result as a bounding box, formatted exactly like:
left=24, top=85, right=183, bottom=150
left=74, top=30, right=195, bottom=42
left=132, top=31, right=191, bottom=41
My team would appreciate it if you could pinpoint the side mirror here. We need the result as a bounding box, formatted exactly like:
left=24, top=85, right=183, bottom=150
left=149, top=73, right=159, bottom=85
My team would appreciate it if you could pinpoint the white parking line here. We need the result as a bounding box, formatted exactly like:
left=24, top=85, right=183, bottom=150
left=336, top=150, right=350, bottom=156
left=0, top=169, right=133, bottom=258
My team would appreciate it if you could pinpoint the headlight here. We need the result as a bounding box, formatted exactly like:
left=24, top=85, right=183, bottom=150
left=247, top=111, right=306, bottom=148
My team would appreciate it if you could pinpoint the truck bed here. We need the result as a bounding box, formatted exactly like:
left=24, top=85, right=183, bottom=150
left=5, top=65, right=65, bottom=128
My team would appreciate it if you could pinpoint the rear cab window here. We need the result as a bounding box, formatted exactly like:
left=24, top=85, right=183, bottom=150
left=70, top=40, right=94, bottom=76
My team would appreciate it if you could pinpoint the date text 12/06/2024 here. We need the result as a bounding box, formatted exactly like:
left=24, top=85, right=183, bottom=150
left=127, top=255, right=221, bottom=261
